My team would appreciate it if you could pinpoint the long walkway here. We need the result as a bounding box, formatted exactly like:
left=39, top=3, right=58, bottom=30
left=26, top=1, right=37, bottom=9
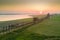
left=0, top=15, right=50, bottom=35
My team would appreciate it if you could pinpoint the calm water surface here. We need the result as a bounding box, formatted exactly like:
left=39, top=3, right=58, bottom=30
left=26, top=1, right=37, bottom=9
left=0, top=15, right=32, bottom=21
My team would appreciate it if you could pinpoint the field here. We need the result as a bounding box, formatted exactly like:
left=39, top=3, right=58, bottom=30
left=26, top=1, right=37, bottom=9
left=0, top=18, right=32, bottom=27
left=27, top=15, right=60, bottom=36
left=0, top=15, right=60, bottom=40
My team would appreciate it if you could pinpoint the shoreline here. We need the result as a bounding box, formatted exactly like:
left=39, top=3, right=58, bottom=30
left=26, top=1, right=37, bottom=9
left=0, top=15, right=32, bottom=21
left=0, top=17, right=32, bottom=21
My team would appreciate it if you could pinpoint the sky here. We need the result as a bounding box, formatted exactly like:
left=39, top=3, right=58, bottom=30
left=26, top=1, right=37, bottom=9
left=0, top=0, right=60, bottom=14
left=0, top=0, right=60, bottom=21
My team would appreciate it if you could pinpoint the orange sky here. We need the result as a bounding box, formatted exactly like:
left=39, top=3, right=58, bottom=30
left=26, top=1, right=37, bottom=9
left=0, top=1, right=60, bottom=21
left=0, top=3, right=60, bottom=13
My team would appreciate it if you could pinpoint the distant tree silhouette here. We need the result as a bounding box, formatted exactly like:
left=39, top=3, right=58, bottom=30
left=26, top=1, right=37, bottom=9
left=47, top=13, right=50, bottom=17
left=33, top=17, right=38, bottom=23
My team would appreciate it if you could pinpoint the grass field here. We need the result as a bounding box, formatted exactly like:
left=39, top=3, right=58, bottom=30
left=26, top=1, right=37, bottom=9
left=0, top=15, right=60, bottom=40
left=0, top=18, right=32, bottom=27
left=27, top=15, right=60, bottom=36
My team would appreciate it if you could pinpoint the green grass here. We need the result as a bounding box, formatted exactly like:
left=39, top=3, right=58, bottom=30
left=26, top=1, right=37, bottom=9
left=16, top=15, right=60, bottom=40
left=0, top=15, right=60, bottom=40
left=0, top=18, right=32, bottom=27
left=0, top=15, right=46, bottom=27
left=27, top=15, right=60, bottom=36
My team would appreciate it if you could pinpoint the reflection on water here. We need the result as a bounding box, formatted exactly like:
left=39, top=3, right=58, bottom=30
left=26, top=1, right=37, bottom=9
left=0, top=15, right=32, bottom=21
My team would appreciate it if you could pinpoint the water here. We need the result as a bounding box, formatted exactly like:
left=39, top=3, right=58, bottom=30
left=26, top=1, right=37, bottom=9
left=0, top=15, right=32, bottom=21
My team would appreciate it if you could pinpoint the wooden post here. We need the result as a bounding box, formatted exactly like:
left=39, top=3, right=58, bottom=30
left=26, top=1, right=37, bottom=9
left=2, top=26, right=4, bottom=34
left=8, top=24, right=11, bottom=32
left=6, top=25, right=8, bottom=32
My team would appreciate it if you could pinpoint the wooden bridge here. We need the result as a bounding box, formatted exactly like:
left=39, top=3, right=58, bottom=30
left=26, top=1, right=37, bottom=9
left=0, top=14, right=50, bottom=35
